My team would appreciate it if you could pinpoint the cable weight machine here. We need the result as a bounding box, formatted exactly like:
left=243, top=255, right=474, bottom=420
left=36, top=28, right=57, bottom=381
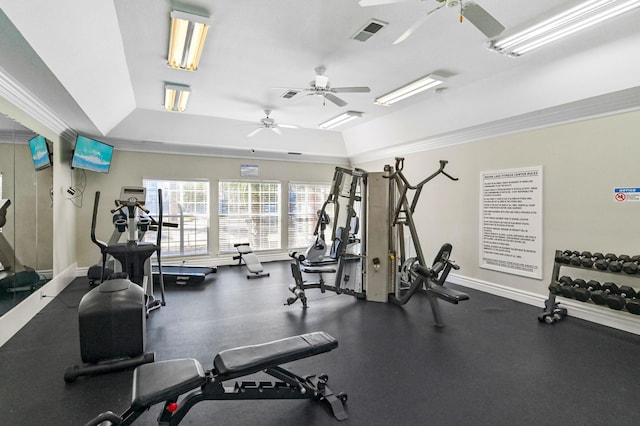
left=367, top=157, right=469, bottom=327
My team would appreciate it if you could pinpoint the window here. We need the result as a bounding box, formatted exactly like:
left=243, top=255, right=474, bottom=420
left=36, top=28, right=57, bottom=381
left=219, top=181, right=280, bottom=252
left=288, top=182, right=332, bottom=249
left=143, top=179, right=210, bottom=257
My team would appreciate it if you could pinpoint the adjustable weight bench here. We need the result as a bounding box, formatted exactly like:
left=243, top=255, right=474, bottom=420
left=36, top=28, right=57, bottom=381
left=83, top=332, right=348, bottom=426
left=233, top=243, right=270, bottom=279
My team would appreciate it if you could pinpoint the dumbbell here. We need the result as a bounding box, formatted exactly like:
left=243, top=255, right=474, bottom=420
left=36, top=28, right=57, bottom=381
left=555, top=250, right=576, bottom=264
left=549, top=276, right=573, bottom=296
left=573, top=279, right=601, bottom=302
left=569, top=251, right=591, bottom=266
left=559, top=277, right=585, bottom=298
left=622, top=255, right=640, bottom=274
left=595, top=253, right=618, bottom=271
left=608, top=254, right=631, bottom=272
left=581, top=252, right=604, bottom=268
left=590, top=282, right=619, bottom=305
left=606, top=286, right=637, bottom=310
left=626, top=298, right=640, bottom=315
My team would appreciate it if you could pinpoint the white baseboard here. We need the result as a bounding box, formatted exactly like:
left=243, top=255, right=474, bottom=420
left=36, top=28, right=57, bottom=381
left=449, top=273, right=640, bottom=336
left=0, top=263, right=77, bottom=347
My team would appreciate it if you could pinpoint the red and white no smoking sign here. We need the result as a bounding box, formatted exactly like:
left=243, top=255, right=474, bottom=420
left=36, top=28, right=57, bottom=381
left=614, top=187, right=640, bottom=202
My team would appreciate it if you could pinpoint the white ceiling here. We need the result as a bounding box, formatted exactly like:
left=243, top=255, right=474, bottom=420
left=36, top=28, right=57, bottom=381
left=0, top=0, right=639, bottom=163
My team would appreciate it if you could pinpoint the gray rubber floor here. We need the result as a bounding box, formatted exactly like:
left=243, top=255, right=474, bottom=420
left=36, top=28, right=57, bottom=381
left=1, top=261, right=639, bottom=425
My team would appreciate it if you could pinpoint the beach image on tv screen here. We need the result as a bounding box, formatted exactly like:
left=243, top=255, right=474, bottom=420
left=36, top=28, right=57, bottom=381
left=29, top=135, right=50, bottom=170
left=72, top=136, right=113, bottom=173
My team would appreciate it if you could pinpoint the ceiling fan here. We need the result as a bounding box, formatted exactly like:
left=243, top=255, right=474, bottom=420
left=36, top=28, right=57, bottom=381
left=359, top=0, right=505, bottom=43
left=278, top=66, right=371, bottom=107
left=247, top=109, right=297, bottom=137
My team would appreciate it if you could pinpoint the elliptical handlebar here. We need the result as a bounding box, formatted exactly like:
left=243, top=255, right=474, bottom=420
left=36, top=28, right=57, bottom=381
left=90, top=192, right=108, bottom=252
left=384, top=157, right=459, bottom=188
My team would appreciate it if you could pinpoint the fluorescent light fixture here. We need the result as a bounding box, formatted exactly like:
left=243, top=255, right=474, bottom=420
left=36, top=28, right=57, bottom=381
left=168, top=10, right=211, bottom=71
left=490, top=0, right=640, bottom=56
left=374, top=74, right=445, bottom=106
left=164, top=83, right=191, bottom=112
left=319, top=111, right=363, bottom=129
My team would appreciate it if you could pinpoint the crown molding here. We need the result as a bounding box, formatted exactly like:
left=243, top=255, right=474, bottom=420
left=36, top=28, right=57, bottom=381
left=0, top=65, right=73, bottom=142
left=349, top=86, right=640, bottom=165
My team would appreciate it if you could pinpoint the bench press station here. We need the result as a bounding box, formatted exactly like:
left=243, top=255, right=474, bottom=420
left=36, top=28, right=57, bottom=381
left=232, top=243, right=270, bottom=279
left=83, top=332, right=347, bottom=425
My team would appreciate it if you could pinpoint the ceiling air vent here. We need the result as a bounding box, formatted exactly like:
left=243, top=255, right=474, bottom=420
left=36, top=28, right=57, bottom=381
left=281, top=90, right=299, bottom=99
left=352, top=19, right=387, bottom=42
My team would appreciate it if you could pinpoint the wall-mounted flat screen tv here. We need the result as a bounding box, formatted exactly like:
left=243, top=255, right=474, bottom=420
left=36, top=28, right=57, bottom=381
left=71, top=135, right=114, bottom=174
left=28, top=135, right=52, bottom=171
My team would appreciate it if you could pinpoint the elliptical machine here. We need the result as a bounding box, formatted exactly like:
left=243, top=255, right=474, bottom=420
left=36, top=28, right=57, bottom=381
left=91, top=186, right=167, bottom=313
left=64, top=187, right=166, bottom=382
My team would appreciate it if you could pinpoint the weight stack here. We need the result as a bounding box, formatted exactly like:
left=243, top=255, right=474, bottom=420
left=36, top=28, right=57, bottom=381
left=78, top=278, right=145, bottom=364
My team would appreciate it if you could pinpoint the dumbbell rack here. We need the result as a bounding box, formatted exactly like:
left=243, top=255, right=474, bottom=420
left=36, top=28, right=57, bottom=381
left=539, top=249, right=640, bottom=324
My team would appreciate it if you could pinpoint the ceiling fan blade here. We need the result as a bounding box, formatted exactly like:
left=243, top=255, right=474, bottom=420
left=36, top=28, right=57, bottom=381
left=271, top=127, right=282, bottom=135
left=247, top=127, right=263, bottom=137
left=324, top=93, right=347, bottom=107
left=359, top=0, right=413, bottom=6
left=393, top=5, right=443, bottom=45
left=279, top=124, right=298, bottom=129
left=462, top=1, right=505, bottom=38
left=332, top=86, right=371, bottom=93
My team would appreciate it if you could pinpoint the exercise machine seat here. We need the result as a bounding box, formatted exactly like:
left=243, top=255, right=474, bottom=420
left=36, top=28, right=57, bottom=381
left=132, top=358, right=206, bottom=409
left=214, top=332, right=337, bottom=380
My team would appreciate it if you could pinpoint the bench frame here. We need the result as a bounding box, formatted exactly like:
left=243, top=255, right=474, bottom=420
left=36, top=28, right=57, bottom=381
left=84, top=333, right=347, bottom=426
left=232, top=243, right=270, bottom=279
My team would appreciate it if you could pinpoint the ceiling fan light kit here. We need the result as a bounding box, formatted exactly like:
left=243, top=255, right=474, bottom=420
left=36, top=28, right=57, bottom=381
left=168, top=10, right=212, bottom=71
left=319, top=111, right=363, bottom=129
left=247, top=109, right=298, bottom=137
left=374, top=74, right=445, bottom=106
left=489, top=0, right=640, bottom=56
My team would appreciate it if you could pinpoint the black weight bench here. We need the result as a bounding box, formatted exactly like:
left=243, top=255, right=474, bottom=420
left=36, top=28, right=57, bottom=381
left=84, top=332, right=348, bottom=426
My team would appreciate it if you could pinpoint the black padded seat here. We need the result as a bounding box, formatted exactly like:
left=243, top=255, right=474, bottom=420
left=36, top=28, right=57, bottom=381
left=214, top=332, right=337, bottom=381
left=427, top=285, right=470, bottom=304
left=132, top=358, right=206, bottom=409
left=301, top=265, right=336, bottom=274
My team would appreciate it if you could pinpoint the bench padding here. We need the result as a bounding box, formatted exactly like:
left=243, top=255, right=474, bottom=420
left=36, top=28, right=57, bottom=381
left=131, top=358, right=206, bottom=409
left=214, top=332, right=337, bottom=380
left=428, top=285, right=470, bottom=304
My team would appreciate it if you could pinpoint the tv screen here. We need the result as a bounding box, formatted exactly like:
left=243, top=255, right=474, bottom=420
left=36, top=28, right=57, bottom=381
left=71, top=135, right=114, bottom=174
left=28, top=135, right=52, bottom=171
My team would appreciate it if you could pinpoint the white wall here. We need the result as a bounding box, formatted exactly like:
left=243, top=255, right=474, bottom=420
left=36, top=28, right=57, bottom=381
left=356, top=109, right=640, bottom=333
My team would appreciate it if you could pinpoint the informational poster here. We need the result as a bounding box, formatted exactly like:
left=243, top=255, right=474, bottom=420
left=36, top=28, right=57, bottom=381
left=613, top=187, right=640, bottom=202
left=480, top=166, right=543, bottom=279
left=240, top=163, right=259, bottom=177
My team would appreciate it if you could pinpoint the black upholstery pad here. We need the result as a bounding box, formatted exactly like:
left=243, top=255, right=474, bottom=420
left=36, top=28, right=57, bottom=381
left=214, top=332, right=337, bottom=381
left=131, top=358, right=206, bottom=408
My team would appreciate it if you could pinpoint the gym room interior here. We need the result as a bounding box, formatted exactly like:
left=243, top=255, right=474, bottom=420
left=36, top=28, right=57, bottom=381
left=1, top=1, right=639, bottom=425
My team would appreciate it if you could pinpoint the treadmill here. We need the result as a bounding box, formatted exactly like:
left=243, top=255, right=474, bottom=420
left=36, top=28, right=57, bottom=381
left=152, top=264, right=216, bottom=285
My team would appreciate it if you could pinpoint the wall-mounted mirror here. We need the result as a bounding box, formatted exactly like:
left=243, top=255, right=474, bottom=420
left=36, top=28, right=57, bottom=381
left=0, top=113, right=53, bottom=316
